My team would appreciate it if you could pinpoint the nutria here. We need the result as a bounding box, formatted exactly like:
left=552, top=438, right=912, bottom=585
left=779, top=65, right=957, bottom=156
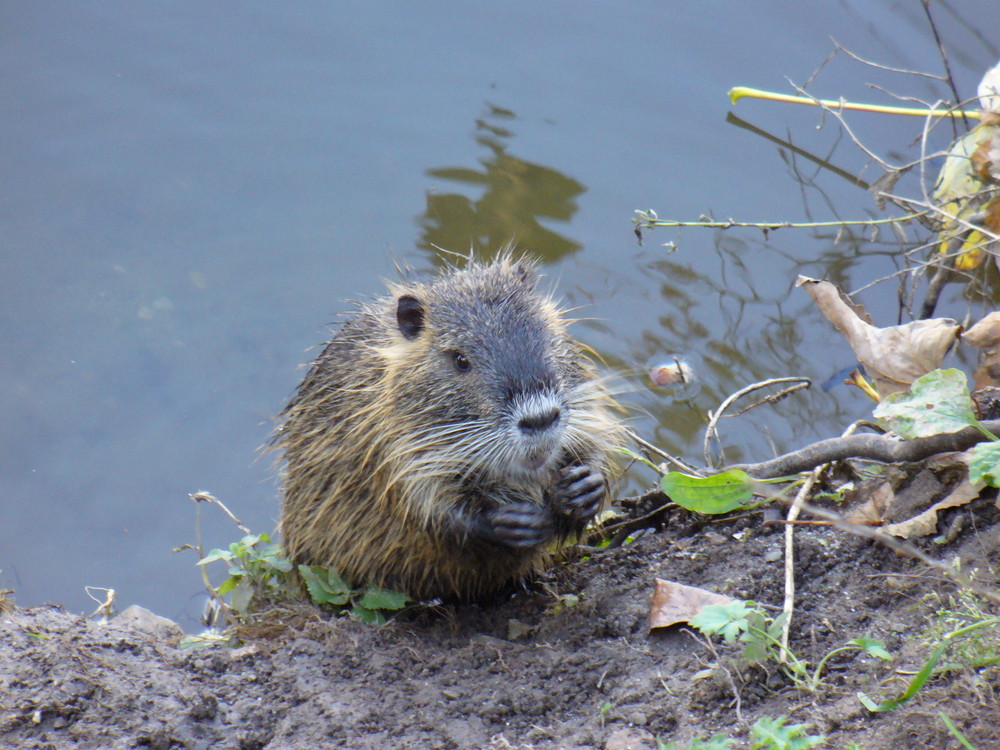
left=275, top=254, right=623, bottom=601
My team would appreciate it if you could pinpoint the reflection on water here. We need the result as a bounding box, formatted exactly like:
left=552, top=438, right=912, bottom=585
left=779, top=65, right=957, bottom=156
left=419, top=104, right=584, bottom=266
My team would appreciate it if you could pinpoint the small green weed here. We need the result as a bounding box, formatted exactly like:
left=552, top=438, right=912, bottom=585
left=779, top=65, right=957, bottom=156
left=940, top=712, right=978, bottom=750
left=196, top=532, right=409, bottom=628
left=690, top=600, right=891, bottom=693
left=923, top=584, right=1000, bottom=670
left=199, top=532, right=295, bottom=615
left=859, top=608, right=1000, bottom=712
left=297, top=564, right=409, bottom=624
left=749, top=716, right=824, bottom=749
left=656, top=716, right=823, bottom=750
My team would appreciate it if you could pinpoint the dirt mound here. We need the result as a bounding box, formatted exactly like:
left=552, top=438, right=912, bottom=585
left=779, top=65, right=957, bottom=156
left=4, top=502, right=1000, bottom=749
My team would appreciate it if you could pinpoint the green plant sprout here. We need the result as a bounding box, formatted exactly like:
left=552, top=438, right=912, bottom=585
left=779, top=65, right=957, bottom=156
left=198, top=532, right=294, bottom=615
left=939, top=713, right=979, bottom=750
left=196, top=532, right=409, bottom=630
left=748, top=716, right=825, bottom=750
left=924, top=584, right=1000, bottom=671
left=858, top=616, right=1000, bottom=712
left=691, top=601, right=891, bottom=693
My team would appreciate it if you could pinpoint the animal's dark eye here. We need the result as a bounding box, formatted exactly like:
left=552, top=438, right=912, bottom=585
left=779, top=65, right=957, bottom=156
left=451, top=351, right=471, bottom=373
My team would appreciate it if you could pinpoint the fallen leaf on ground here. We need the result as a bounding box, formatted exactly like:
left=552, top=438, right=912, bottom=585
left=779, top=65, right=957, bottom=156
left=648, top=578, right=736, bottom=631
left=797, top=276, right=960, bottom=397
left=882, top=478, right=984, bottom=539
left=845, top=481, right=896, bottom=525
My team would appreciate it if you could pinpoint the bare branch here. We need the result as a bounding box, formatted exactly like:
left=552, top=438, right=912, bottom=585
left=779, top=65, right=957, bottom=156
left=725, top=420, right=1000, bottom=479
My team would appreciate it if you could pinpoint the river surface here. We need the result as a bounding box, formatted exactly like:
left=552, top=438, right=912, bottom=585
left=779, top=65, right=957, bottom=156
left=3, top=2, right=998, bottom=627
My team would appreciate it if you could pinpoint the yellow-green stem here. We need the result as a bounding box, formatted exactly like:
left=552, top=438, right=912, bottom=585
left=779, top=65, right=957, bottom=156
left=729, top=86, right=981, bottom=120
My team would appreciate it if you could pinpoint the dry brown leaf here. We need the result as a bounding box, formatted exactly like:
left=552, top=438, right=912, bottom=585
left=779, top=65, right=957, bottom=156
left=962, top=311, right=1000, bottom=389
left=971, top=135, right=1000, bottom=183
left=845, top=481, right=895, bottom=525
left=963, top=311, right=1000, bottom=348
left=882, top=478, right=984, bottom=539
left=797, top=276, right=961, bottom=397
left=648, top=578, right=735, bottom=631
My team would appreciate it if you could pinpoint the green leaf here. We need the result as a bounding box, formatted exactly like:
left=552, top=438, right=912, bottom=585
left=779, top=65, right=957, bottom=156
left=873, top=369, right=977, bottom=438
left=229, top=579, right=254, bottom=614
left=969, top=440, right=1000, bottom=487
left=848, top=637, right=893, bottom=661
left=216, top=575, right=240, bottom=596
left=258, top=545, right=293, bottom=572
left=298, top=565, right=350, bottom=606
left=198, top=548, right=233, bottom=566
left=660, top=470, right=755, bottom=514
left=359, top=586, right=410, bottom=611
left=689, top=601, right=751, bottom=642
left=858, top=638, right=950, bottom=712
left=939, top=712, right=978, bottom=750
left=749, top=716, right=825, bottom=749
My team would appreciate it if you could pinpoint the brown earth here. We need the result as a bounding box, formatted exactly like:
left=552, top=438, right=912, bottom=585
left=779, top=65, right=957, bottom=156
left=3, top=487, right=1000, bottom=749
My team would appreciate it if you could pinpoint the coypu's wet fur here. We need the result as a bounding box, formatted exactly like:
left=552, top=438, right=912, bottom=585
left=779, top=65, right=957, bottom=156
left=276, top=254, right=623, bottom=602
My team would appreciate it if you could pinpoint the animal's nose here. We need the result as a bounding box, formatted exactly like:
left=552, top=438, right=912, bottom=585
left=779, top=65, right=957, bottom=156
left=518, top=406, right=561, bottom=433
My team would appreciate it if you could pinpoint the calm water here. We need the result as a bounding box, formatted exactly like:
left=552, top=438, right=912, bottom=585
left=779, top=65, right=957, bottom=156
left=3, top=2, right=997, bottom=627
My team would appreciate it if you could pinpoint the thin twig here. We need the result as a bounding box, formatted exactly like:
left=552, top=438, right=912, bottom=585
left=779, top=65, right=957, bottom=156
left=830, top=37, right=947, bottom=81
left=190, top=491, right=251, bottom=535
left=778, top=422, right=861, bottom=662
left=704, top=377, right=812, bottom=468
left=921, top=0, right=970, bottom=132
left=882, top=193, right=1000, bottom=244
left=634, top=214, right=925, bottom=232
left=626, top=428, right=704, bottom=476
left=779, top=470, right=819, bottom=663
left=728, top=381, right=812, bottom=419
left=787, top=80, right=954, bottom=174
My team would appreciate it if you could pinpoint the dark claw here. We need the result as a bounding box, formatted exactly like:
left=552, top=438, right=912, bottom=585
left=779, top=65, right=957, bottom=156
left=550, top=463, right=607, bottom=523
left=480, top=500, right=556, bottom=549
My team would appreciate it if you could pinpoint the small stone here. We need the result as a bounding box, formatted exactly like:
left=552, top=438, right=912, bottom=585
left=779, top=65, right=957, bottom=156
left=764, top=548, right=783, bottom=563
left=116, top=605, right=184, bottom=640
left=605, top=727, right=657, bottom=750
left=626, top=710, right=647, bottom=726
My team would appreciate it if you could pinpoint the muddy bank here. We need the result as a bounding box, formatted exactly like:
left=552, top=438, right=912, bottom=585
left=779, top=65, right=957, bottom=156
left=3, top=503, right=1000, bottom=749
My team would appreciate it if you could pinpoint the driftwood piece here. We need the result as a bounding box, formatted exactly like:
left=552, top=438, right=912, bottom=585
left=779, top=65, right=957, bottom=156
left=724, top=419, right=1000, bottom=479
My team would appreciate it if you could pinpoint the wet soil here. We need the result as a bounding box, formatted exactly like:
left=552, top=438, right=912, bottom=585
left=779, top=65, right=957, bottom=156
left=4, top=492, right=1000, bottom=749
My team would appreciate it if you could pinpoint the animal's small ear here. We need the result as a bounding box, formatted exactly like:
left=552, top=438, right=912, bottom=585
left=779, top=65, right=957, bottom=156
left=513, top=260, right=539, bottom=287
left=396, top=295, right=425, bottom=340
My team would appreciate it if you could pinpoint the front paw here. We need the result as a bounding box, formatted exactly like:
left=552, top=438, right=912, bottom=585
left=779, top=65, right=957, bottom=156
left=550, top=464, right=606, bottom=524
left=482, top=500, right=557, bottom=549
